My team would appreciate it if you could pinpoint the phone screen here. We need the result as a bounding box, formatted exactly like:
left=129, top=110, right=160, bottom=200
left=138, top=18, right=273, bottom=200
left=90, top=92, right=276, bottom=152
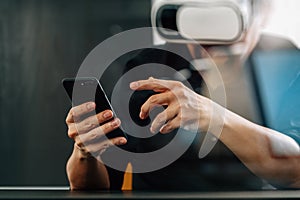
left=62, top=77, right=127, bottom=139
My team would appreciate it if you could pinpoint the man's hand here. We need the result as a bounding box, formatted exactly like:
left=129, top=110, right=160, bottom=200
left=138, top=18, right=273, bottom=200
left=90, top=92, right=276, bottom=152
left=65, top=102, right=127, bottom=157
left=130, top=77, right=216, bottom=134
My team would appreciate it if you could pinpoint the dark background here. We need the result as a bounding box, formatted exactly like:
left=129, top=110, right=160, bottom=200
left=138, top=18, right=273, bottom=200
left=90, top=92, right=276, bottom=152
left=0, top=0, right=150, bottom=186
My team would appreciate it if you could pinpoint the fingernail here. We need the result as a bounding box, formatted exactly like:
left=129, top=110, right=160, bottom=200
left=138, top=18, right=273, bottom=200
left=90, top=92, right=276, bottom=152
left=103, top=111, right=112, bottom=119
left=139, top=111, right=144, bottom=119
left=130, top=82, right=139, bottom=89
left=118, top=138, right=126, bottom=145
left=111, top=119, right=120, bottom=128
left=87, top=102, right=95, bottom=110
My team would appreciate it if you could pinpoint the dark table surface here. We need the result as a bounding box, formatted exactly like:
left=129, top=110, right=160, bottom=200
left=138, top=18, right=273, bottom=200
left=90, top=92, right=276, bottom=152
left=0, top=187, right=300, bottom=200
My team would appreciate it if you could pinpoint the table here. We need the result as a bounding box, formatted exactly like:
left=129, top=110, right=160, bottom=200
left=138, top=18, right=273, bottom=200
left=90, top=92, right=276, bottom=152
left=0, top=187, right=300, bottom=199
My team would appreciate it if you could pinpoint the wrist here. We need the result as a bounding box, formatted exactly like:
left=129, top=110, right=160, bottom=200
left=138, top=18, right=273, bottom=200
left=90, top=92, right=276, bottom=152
left=202, top=99, right=228, bottom=136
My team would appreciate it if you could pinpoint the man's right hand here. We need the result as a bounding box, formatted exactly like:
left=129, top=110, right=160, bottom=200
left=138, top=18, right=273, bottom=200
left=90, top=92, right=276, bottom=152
left=65, top=102, right=127, bottom=157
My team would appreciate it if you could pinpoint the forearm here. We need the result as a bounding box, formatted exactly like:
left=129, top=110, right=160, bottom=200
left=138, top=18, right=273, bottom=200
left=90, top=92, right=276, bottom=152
left=66, top=144, right=110, bottom=190
left=218, top=109, right=300, bottom=187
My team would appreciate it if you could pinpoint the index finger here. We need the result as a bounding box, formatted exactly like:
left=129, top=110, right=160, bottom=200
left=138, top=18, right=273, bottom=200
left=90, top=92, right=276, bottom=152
left=66, top=102, right=96, bottom=124
left=129, top=77, right=182, bottom=92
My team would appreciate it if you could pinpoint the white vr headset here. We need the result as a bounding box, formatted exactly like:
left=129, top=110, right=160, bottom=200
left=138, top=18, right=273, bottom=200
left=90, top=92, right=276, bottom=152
left=151, top=0, right=253, bottom=44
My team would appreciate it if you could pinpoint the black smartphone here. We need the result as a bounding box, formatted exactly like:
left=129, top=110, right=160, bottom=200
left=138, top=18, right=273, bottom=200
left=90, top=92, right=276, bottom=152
left=62, top=77, right=127, bottom=139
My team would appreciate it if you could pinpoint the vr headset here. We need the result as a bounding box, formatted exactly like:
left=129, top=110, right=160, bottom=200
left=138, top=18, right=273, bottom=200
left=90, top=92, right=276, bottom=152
left=152, top=0, right=253, bottom=44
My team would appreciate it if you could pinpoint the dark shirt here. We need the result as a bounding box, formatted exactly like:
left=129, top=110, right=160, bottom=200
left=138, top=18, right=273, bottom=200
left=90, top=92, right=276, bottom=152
left=102, top=43, right=263, bottom=191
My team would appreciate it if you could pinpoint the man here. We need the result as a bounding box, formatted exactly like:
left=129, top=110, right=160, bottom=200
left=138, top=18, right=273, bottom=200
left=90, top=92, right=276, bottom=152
left=65, top=0, right=300, bottom=190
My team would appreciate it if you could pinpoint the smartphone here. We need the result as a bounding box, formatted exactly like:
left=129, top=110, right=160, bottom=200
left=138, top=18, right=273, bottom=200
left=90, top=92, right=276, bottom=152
left=62, top=77, right=127, bottom=139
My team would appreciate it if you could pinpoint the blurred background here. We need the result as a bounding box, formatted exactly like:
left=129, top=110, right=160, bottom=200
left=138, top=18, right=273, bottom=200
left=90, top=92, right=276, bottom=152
left=0, top=0, right=299, bottom=186
left=0, top=0, right=150, bottom=186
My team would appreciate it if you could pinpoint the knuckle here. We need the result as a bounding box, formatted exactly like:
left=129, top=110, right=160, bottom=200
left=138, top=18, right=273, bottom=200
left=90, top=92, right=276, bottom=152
left=177, top=81, right=184, bottom=88
left=148, top=77, right=154, bottom=82
left=71, top=110, right=79, bottom=119
left=172, top=81, right=183, bottom=88
left=98, top=124, right=105, bottom=132
left=83, top=120, right=95, bottom=130
left=176, top=88, right=184, bottom=97
left=69, top=107, right=75, bottom=115
left=149, top=95, right=158, bottom=104
left=156, top=115, right=165, bottom=124
left=98, top=125, right=107, bottom=135
left=89, top=131, right=99, bottom=141
left=91, top=132, right=99, bottom=141
left=66, top=110, right=74, bottom=124
left=68, top=129, right=77, bottom=139
left=65, top=117, right=70, bottom=125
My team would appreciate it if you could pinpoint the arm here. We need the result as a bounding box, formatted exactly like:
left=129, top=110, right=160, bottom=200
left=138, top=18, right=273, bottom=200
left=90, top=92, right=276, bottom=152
left=221, top=109, right=300, bottom=187
left=66, top=144, right=110, bottom=190
left=130, top=77, right=300, bottom=188
left=65, top=102, right=127, bottom=190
